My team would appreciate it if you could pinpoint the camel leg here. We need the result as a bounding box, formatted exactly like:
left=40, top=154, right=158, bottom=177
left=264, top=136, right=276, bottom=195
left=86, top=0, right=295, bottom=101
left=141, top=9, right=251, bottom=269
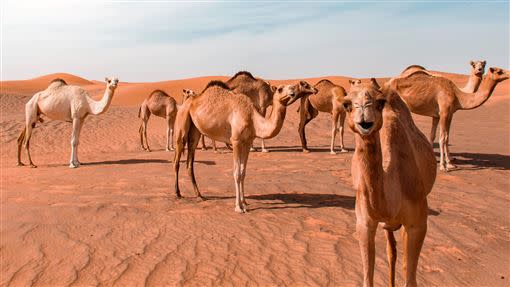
left=23, top=123, right=37, bottom=168
left=429, top=117, right=439, bottom=145
left=338, top=111, right=348, bottom=153
left=200, top=134, right=207, bottom=151
left=385, top=230, right=397, bottom=287
left=186, top=124, right=204, bottom=200
left=166, top=117, right=175, bottom=152
left=173, top=131, right=186, bottom=199
left=443, top=115, right=456, bottom=170
left=212, top=140, right=218, bottom=153
left=232, top=140, right=250, bottom=213
left=330, top=110, right=340, bottom=154
left=298, top=98, right=317, bottom=153
left=143, top=120, right=151, bottom=152
left=402, top=224, right=427, bottom=287
left=69, top=118, right=83, bottom=168
left=17, top=127, right=27, bottom=166
left=139, top=122, right=147, bottom=150
left=438, top=115, right=448, bottom=171
left=357, top=218, right=377, bottom=287
left=259, top=106, right=269, bottom=153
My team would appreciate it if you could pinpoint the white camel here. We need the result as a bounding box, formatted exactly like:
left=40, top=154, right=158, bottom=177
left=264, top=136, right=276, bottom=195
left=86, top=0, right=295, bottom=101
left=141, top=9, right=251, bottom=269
left=17, top=77, right=119, bottom=168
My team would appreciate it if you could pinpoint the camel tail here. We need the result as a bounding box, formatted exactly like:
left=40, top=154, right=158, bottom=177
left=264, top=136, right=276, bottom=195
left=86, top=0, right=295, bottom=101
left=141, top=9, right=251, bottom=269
left=174, top=100, right=194, bottom=158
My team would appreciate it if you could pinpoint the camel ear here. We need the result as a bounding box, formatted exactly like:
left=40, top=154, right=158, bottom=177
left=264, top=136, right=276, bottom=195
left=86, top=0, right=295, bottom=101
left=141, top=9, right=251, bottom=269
left=370, top=78, right=380, bottom=89
left=271, top=85, right=277, bottom=93
left=470, top=61, right=475, bottom=67
left=300, top=80, right=308, bottom=87
left=489, top=67, right=496, bottom=74
left=182, top=89, right=186, bottom=93
left=481, top=60, right=486, bottom=66
left=349, top=80, right=354, bottom=85
left=277, top=85, right=284, bottom=93
left=105, top=77, right=110, bottom=82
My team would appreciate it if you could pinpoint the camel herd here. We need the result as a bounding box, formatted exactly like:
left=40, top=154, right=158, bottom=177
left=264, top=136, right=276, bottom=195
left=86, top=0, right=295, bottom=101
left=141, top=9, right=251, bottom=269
left=15, top=62, right=509, bottom=287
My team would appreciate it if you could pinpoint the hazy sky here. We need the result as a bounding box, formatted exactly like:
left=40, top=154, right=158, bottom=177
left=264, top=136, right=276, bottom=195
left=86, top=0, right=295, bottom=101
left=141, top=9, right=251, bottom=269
left=1, top=0, right=509, bottom=82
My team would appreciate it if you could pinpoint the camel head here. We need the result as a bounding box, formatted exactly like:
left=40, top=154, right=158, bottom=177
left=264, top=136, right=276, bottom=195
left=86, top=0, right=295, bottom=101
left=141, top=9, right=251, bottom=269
left=470, top=60, right=486, bottom=77
left=182, top=89, right=196, bottom=102
left=349, top=79, right=362, bottom=89
left=342, top=81, right=386, bottom=137
left=487, top=67, right=509, bottom=83
left=274, top=81, right=317, bottom=106
left=105, top=77, right=119, bottom=91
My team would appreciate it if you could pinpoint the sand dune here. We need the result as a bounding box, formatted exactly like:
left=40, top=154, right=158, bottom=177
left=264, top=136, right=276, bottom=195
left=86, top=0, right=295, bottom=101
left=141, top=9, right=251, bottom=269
left=1, top=72, right=509, bottom=286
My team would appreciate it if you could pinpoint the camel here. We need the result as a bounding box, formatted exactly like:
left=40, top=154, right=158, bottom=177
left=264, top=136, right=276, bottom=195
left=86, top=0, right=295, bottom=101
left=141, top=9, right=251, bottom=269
left=298, top=79, right=349, bottom=154
left=173, top=80, right=317, bottom=213
left=226, top=71, right=275, bottom=152
left=388, top=67, right=508, bottom=171
left=342, top=79, right=436, bottom=287
left=399, top=60, right=486, bottom=93
left=17, top=77, right=119, bottom=168
left=138, top=89, right=177, bottom=152
left=182, top=89, right=217, bottom=152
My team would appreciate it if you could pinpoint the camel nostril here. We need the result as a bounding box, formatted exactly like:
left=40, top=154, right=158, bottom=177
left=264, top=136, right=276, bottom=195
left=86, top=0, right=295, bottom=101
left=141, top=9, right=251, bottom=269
left=359, top=121, right=374, bottom=130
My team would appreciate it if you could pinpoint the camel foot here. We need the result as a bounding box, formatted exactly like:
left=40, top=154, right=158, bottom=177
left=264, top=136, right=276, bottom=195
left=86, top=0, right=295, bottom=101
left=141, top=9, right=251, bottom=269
left=330, top=151, right=337, bottom=155
left=17, top=162, right=25, bottom=167
left=175, top=193, right=182, bottom=199
left=242, top=199, right=249, bottom=206
left=69, top=162, right=79, bottom=168
left=166, top=147, right=175, bottom=152
left=446, top=163, right=457, bottom=170
left=235, top=206, right=247, bottom=214
left=261, top=149, right=269, bottom=153
left=302, top=148, right=311, bottom=153
left=213, top=149, right=218, bottom=154
left=196, top=196, right=206, bottom=202
left=29, top=163, right=37, bottom=168
left=339, top=148, right=349, bottom=153
left=202, top=147, right=207, bottom=151
left=250, top=147, right=257, bottom=152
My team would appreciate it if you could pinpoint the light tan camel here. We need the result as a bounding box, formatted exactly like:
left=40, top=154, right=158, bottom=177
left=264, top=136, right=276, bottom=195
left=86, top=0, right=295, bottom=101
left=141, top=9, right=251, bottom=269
left=399, top=60, right=486, bottom=93
left=138, top=89, right=177, bottom=152
left=182, top=88, right=217, bottom=152
left=226, top=71, right=275, bottom=152
left=388, top=67, right=509, bottom=171
left=173, top=80, right=317, bottom=213
left=17, top=77, right=119, bottom=168
left=343, top=80, right=436, bottom=287
left=298, top=79, right=348, bottom=154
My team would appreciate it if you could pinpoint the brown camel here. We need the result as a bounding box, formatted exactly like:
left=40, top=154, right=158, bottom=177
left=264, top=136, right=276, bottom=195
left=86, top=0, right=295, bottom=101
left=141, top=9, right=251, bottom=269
left=138, top=90, right=177, bottom=152
left=173, top=80, right=317, bottom=213
left=298, top=79, right=349, bottom=154
left=182, top=89, right=217, bottom=152
left=343, top=79, right=436, bottom=287
left=226, top=71, right=275, bottom=152
left=388, top=67, right=509, bottom=171
left=399, top=60, right=486, bottom=93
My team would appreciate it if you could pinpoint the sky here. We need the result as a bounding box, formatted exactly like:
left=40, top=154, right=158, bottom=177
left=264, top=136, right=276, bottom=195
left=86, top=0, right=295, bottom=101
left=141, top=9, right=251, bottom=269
left=1, top=0, right=509, bottom=82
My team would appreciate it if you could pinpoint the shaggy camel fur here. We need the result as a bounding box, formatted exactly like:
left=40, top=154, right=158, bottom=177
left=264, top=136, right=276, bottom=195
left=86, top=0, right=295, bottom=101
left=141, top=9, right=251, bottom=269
left=399, top=60, right=486, bottom=93
left=388, top=67, right=509, bottom=171
left=298, top=79, right=348, bottom=154
left=343, top=80, right=436, bottom=287
left=173, top=80, right=317, bottom=213
left=138, top=89, right=177, bottom=152
left=226, top=71, right=275, bottom=152
left=182, top=89, right=217, bottom=152
left=17, top=77, right=118, bottom=168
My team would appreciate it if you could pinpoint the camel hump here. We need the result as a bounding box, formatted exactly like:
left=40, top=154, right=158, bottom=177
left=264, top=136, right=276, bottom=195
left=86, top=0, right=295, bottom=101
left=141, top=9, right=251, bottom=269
left=49, top=78, right=68, bottom=86
left=202, top=80, right=230, bottom=93
left=150, top=89, right=170, bottom=97
left=402, top=64, right=426, bottom=73
left=405, top=70, right=434, bottom=79
left=315, top=79, right=334, bottom=86
left=229, top=71, right=256, bottom=81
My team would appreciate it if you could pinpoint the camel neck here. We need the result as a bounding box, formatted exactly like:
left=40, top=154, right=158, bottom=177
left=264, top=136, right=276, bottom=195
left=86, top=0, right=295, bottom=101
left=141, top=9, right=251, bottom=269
left=90, top=88, right=114, bottom=115
left=354, top=133, right=389, bottom=219
left=253, top=100, right=286, bottom=139
left=457, top=76, right=497, bottom=110
left=461, top=74, right=482, bottom=93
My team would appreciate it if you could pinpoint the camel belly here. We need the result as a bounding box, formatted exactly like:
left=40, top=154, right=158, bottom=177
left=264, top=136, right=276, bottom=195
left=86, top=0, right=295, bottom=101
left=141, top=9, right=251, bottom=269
left=38, top=96, right=73, bottom=121
left=309, top=95, right=333, bottom=113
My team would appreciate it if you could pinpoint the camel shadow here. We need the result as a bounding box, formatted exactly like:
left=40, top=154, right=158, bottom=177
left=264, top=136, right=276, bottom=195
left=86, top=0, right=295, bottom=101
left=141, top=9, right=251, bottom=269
left=86, top=159, right=215, bottom=166
left=265, top=145, right=354, bottom=153
left=433, top=152, right=510, bottom=170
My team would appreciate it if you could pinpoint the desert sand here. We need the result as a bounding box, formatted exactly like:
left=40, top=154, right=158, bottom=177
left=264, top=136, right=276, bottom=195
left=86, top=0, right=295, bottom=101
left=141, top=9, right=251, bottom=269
left=1, top=72, right=509, bottom=286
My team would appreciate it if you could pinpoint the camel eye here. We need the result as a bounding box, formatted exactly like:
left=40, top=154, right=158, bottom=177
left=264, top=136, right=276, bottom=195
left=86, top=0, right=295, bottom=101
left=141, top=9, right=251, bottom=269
left=342, top=101, right=352, bottom=111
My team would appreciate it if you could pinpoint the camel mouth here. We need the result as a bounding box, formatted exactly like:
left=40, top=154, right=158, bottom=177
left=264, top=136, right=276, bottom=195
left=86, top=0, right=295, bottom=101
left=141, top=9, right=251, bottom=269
left=284, top=93, right=299, bottom=105
left=356, top=121, right=374, bottom=134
